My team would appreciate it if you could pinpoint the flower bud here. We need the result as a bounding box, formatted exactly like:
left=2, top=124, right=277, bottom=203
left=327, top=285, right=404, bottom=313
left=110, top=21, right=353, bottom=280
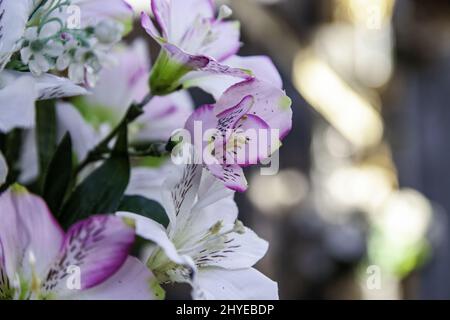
left=95, top=20, right=123, bottom=44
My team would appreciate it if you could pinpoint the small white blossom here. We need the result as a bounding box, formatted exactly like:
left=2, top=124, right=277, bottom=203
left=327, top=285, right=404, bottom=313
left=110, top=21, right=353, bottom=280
left=20, top=27, right=64, bottom=76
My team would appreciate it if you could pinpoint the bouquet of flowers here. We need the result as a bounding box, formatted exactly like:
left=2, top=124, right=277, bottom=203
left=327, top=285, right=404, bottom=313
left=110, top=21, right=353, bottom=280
left=0, top=0, right=292, bottom=300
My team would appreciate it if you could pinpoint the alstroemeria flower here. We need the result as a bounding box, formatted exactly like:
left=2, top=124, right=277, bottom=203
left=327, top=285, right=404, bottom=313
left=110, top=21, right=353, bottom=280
left=119, top=164, right=278, bottom=300
left=141, top=0, right=250, bottom=95
left=184, top=78, right=292, bottom=192
left=0, top=186, right=154, bottom=300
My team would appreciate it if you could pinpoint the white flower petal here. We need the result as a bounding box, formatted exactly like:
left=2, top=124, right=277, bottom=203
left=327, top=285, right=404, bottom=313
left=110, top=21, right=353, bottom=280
left=193, top=268, right=279, bottom=300
left=0, top=1, right=33, bottom=70
left=0, top=75, right=37, bottom=132
left=69, top=63, right=85, bottom=84
left=55, top=102, right=100, bottom=161
left=116, top=212, right=187, bottom=266
left=44, top=41, right=65, bottom=57
left=18, top=129, right=39, bottom=184
left=20, top=47, right=33, bottom=64
left=126, top=166, right=174, bottom=203
left=30, top=72, right=88, bottom=99
left=34, top=53, right=51, bottom=73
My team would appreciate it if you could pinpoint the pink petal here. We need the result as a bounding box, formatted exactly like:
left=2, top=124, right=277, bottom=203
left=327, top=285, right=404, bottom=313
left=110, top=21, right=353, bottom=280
left=151, top=0, right=171, bottom=39
left=136, top=91, right=194, bottom=142
left=141, top=12, right=162, bottom=41
left=163, top=43, right=250, bottom=78
left=215, top=78, right=293, bottom=140
left=226, top=55, right=283, bottom=89
left=207, top=163, right=248, bottom=192
left=42, top=215, right=135, bottom=294
left=74, top=257, right=156, bottom=300
left=76, top=0, right=133, bottom=26
left=185, top=104, right=218, bottom=137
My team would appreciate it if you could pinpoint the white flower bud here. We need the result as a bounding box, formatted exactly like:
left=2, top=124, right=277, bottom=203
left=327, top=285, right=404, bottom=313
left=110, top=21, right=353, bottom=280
left=94, top=20, right=123, bottom=44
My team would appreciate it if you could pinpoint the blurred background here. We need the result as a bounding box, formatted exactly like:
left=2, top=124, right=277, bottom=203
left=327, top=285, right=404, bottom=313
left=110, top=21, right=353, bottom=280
left=128, top=0, right=450, bottom=299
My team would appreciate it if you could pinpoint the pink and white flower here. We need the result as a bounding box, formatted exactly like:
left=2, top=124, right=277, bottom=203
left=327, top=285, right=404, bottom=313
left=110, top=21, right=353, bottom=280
left=141, top=0, right=250, bottom=95
left=120, top=164, right=279, bottom=300
left=0, top=186, right=154, bottom=300
left=184, top=78, right=292, bottom=192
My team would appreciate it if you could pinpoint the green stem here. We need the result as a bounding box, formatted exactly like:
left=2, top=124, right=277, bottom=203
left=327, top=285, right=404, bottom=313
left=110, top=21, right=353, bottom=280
left=75, top=93, right=154, bottom=175
left=29, top=0, right=50, bottom=22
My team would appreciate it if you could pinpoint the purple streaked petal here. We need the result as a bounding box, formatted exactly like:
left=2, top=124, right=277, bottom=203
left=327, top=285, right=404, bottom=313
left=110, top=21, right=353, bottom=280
left=207, top=163, right=248, bottom=192
left=42, top=215, right=135, bottom=294
left=0, top=0, right=32, bottom=71
left=151, top=0, right=171, bottom=39
left=162, top=43, right=250, bottom=79
left=141, top=12, right=163, bottom=42
left=194, top=226, right=268, bottom=270
left=55, top=102, right=101, bottom=162
left=193, top=268, right=279, bottom=300
left=116, top=212, right=185, bottom=265
left=217, top=95, right=254, bottom=133
left=185, top=104, right=218, bottom=138
left=162, top=43, right=210, bottom=69
left=182, top=55, right=283, bottom=100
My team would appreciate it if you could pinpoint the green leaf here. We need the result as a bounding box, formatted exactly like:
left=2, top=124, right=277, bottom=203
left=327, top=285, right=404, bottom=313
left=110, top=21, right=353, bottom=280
left=43, top=134, right=73, bottom=215
left=59, top=125, right=130, bottom=228
left=36, top=100, right=57, bottom=190
left=0, top=129, right=23, bottom=193
left=118, top=195, right=169, bottom=228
